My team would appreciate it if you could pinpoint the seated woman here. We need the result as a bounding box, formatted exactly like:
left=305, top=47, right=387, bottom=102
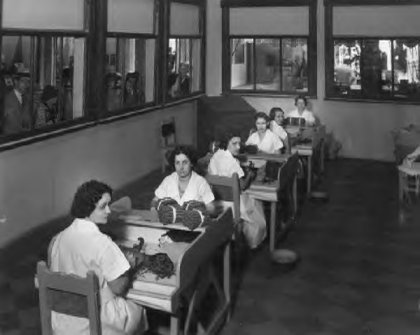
left=152, top=145, right=214, bottom=207
left=286, top=95, right=315, bottom=127
left=245, top=112, right=283, bottom=154
left=208, top=132, right=266, bottom=249
left=49, top=180, right=147, bottom=335
left=269, top=107, right=290, bottom=153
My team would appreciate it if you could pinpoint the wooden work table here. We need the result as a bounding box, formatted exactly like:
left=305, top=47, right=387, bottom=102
left=240, top=153, right=299, bottom=252
left=108, top=207, right=234, bottom=335
left=288, top=125, right=326, bottom=195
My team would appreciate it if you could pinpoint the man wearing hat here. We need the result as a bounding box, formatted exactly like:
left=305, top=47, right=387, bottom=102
left=1, top=71, right=32, bottom=135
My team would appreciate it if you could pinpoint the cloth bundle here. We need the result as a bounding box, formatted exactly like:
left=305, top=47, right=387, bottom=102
left=156, top=198, right=208, bottom=230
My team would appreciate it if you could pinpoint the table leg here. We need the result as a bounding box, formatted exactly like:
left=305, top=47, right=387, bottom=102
left=170, top=316, right=180, bottom=335
left=320, top=140, right=325, bottom=174
left=307, top=155, right=312, bottom=196
left=223, top=242, right=231, bottom=321
left=398, top=171, right=404, bottom=203
left=270, top=202, right=276, bottom=252
left=293, top=175, right=298, bottom=216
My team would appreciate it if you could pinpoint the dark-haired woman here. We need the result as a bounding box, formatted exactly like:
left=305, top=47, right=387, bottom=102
left=49, top=180, right=146, bottom=335
left=208, top=133, right=266, bottom=248
left=245, top=112, right=283, bottom=154
left=152, top=146, right=214, bottom=206
left=287, top=95, right=315, bottom=126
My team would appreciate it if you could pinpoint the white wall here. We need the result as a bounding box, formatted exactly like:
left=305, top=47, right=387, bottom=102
left=0, top=103, right=197, bottom=248
left=206, top=0, right=420, bottom=161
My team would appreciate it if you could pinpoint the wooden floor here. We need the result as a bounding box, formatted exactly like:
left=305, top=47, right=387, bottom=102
left=1, top=159, right=420, bottom=334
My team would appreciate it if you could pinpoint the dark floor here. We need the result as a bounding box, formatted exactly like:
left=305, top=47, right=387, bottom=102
left=1, top=159, right=420, bottom=335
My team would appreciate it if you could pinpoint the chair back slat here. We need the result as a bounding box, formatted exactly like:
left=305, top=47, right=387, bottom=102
left=206, top=173, right=240, bottom=223
left=37, top=261, right=102, bottom=335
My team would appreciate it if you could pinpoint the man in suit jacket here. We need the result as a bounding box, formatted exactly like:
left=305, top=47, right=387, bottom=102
left=1, top=72, right=32, bottom=135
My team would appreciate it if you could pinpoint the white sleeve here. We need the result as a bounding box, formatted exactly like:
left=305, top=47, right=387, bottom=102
left=199, top=179, right=215, bottom=204
left=155, top=176, right=169, bottom=199
left=272, top=132, right=284, bottom=150
left=306, top=111, right=315, bottom=125
left=99, top=237, right=130, bottom=282
left=245, top=133, right=255, bottom=146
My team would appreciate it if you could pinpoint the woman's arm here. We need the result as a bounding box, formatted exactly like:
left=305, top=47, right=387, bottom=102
left=108, top=270, right=133, bottom=297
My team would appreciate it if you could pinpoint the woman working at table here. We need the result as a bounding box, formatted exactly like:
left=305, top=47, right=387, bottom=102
left=208, top=132, right=266, bottom=248
left=49, top=180, right=147, bottom=335
left=269, top=107, right=290, bottom=153
left=245, top=112, right=283, bottom=154
left=152, top=145, right=215, bottom=207
left=287, top=95, right=315, bottom=126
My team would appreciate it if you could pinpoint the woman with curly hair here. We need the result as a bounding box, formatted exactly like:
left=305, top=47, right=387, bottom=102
left=152, top=145, right=214, bottom=207
left=49, top=180, right=147, bottom=335
left=208, top=132, right=266, bottom=248
left=245, top=112, right=283, bottom=154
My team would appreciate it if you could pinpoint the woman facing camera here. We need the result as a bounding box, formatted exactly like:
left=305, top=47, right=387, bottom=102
left=152, top=146, right=214, bottom=207
left=49, top=180, right=147, bottom=335
left=287, top=95, right=315, bottom=126
left=245, top=112, right=283, bottom=154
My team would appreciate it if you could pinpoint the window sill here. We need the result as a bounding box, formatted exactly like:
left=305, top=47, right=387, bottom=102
left=324, top=96, right=420, bottom=105
left=226, top=91, right=318, bottom=99
left=0, top=120, right=96, bottom=153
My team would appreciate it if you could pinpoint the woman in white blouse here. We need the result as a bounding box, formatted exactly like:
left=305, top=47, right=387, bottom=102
left=287, top=95, right=315, bottom=126
left=152, top=146, right=214, bottom=207
left=245, top=112, right=283, bottom=154
left=269, top=107, right=290, bottom=153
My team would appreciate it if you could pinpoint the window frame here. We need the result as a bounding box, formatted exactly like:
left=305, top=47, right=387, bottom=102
left=221, top=0, right=317, bottom=97
left=324, top=0, right=420, bottom=103
left=103, top=0, right=160, bottom=116
left=0, top=0, right=91, bottom=147
left=163, top=0, right=206, bottom=103
left=0, top=0, right=207, bottom=151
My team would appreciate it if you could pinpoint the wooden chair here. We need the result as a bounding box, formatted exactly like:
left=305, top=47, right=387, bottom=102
left=205, top=173, right=241, bottom=319
left=205, top=173, right=241, bottom=228
left=36, top=261, right=101, bottom=335
left=161, top=117, right=177, bottom=173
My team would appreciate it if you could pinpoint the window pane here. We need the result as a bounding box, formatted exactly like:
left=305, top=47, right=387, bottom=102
left=393, top=40, right=420, bottom=99
left=333, top=40, right=361, bottom=96
left=0, top=35, right=85, bottom=137
left=361, top=39, right=392, bottom=98
left=2, top=0, right=85, bottom=30
left=282, top=38, right=308, bottom=93
left=105, top=37, right=154, bottom=110
left=255, top=39, right=280, bottom=91
left=230, top=38, right=254, bottom=90
left=34, top=36, right=85, bottom=127
left=0, top=36, right=33, bottom=135
left=168, top=38, right=192, bottom=99
left=170, top=2, right=200, bottom=35
left=108, top=0, right=155, bottom=34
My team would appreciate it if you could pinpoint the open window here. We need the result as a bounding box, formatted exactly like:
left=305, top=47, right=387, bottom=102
left=221, top=0, right=317, bottom=96
left=0, top=0, right=88, bottom=141
left=325, top=0, right=420, bottom=102
left=166, top=0, right=205, bottom=101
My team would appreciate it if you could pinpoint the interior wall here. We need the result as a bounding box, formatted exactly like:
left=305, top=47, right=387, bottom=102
left=0, top=102, right=197, bottom=248
left=206, top=0, right=420, bottom=161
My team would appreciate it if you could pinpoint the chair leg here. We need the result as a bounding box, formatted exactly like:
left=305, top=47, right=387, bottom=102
left=170, top=316, right=180, bottom=335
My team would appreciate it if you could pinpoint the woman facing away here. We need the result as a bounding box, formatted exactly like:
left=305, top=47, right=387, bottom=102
left=286, top=95, right=315, bottom=127
left=152, top=145, right=214, bottom=208
left=49, top=180, right=147, bottom=335
left=269, top=107, right=290, bottom=153
left=208, top=132, right=267, bottom=249
left=245, top=112, right=284, bottom=154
